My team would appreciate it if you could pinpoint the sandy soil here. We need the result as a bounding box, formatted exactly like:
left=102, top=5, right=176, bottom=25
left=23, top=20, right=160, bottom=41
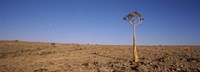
left=0, top=40, right=200, bottom=72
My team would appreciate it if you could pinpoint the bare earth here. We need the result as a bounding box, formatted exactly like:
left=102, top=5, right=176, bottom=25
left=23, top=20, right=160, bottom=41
left=0, top=40, right=200, bottom=72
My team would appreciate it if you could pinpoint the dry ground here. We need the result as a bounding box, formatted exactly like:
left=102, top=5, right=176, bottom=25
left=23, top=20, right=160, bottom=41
left=0, top=40, right=200, bottom=72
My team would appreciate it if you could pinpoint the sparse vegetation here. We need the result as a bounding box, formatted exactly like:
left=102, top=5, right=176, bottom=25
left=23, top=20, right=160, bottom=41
left=51, top=43, right=56, bottom=47
left=0, top=41, right=199, bottom=72
left=15, top=40, right=20, bottom=42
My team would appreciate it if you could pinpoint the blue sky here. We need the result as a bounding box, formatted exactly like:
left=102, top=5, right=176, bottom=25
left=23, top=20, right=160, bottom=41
left=0, top=0, right=200, bottom=45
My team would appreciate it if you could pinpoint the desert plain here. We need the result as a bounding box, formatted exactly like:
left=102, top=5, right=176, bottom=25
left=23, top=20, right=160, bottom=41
left=0, top=40, right=200, bottom=72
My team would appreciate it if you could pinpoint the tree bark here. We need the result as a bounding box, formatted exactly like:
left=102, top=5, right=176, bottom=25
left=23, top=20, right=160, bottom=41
left=133, top=26, right=139, bottom=62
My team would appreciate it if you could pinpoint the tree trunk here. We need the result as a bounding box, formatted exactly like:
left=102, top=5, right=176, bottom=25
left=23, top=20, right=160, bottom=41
left=133, top=26, right=139, bottom=62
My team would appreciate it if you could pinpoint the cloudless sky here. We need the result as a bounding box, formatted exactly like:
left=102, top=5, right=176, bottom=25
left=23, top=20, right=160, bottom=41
left=0, top=0, right=200, bottom=45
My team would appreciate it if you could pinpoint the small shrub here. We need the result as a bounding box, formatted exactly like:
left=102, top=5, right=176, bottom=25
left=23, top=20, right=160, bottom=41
left=51, top=43, right=56, bottom=47
left=15, top=40, right=20, bottom=42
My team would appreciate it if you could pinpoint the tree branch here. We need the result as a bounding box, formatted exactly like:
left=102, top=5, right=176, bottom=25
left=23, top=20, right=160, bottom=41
left=128, top=20, right=134, bottom=27
left=135, top=21, right=143, bottom=26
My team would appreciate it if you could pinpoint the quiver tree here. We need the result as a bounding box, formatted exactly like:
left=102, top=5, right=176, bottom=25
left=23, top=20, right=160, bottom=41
left=123, top=11, right=144, bottom=63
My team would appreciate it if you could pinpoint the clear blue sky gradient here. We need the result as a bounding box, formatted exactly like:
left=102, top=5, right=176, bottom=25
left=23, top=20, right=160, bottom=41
left=0, top=0, right=200, bottom=45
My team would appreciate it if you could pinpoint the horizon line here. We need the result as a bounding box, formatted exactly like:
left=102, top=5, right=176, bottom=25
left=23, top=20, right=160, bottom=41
left=0, top=40, right=200, bottom=46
